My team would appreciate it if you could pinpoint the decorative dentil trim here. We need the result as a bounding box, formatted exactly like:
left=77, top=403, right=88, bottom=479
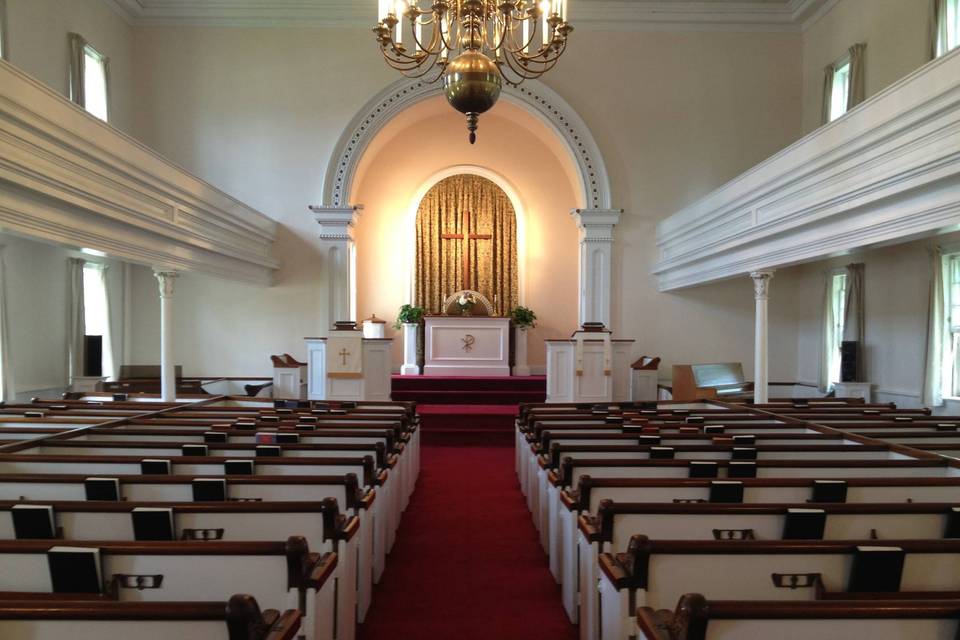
left=320, top=77, right=612, bottom=211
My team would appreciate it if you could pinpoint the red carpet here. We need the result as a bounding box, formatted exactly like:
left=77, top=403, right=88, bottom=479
left=392, top=375, right=546, bottom=405
left=357, top=446, right=577, bottom=640
left=417, top=405, right=519, bottom=446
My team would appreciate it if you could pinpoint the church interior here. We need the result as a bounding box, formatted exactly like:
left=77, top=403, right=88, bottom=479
left=0, top=0, right=960, bottom=638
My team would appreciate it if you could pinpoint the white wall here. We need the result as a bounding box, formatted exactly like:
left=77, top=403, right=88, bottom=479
left=1, top=233, right=126, bottom=399
left=792, top=233, right=960, bottom=408
left=801, top=0, right=931, bottom=134
left=4, top=0, right=135, bottom=133
left=126, top=25, right=803, bottom=379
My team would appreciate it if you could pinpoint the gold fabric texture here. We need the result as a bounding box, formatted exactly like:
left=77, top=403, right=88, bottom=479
left=415, top=174, right=518, bottom=316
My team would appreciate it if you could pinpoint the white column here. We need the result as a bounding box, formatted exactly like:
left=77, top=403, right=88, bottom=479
left=571, top=208, right=621, bottom=329
left=309, top=205, right=360, bottom=330
left=750, top=270, right=774, bottom=404
left=400, top=322, right=420, bottom=376
left=154, top=270, right=179, bottom=402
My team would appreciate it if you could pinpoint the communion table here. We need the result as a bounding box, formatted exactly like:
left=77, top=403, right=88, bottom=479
left=304, top=337, right=393, bottom=400
left=545, top=337, right=634, bottom=403
left=423, top=315, right=511, bottom=377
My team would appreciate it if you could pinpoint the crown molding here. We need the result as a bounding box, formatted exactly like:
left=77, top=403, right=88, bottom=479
left=102, top=0, right=836, bottom=32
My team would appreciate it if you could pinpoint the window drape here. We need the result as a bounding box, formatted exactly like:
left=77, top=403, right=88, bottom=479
left=922, top=247, right=947, bottom=407
left=68, top=257, right=86, bottom=383
left=68, top=33, right=87, bottom=108
left=819, top=271, right=837, bottom=392
left=842, top=263, right=865, bottom=381
left=820, top=63, right=835, bottom=126
left=0, top=245, right=14, bottom=402
left=846, top=43, right=866, bottom=111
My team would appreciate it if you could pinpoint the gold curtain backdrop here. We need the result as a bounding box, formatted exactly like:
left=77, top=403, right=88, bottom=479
left=415, top=174, right=519, bottom=316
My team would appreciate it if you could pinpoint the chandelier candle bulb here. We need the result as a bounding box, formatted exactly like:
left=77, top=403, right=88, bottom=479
left=541, top=1, right=550, bottom=45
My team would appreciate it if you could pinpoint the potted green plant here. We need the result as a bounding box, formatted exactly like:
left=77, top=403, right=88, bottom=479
left=394, top=304, right=425, bottom=376
left=510, top=306, right=536, bottom=376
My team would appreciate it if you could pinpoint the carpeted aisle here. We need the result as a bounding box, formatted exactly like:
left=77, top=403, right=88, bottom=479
left=357, top=445, right=578, bottom=640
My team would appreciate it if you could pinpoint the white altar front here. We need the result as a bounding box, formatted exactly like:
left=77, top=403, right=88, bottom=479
left=545, top=338, right=634, bottom=403
left=423, top=316, right=511, bottom=377
left=304, top=337, right=393, bottom=400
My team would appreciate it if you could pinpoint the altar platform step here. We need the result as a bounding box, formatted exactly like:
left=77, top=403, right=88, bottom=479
left=391, top=375, right=546, bottom=405
left=417, top=404, right=518, bottom=446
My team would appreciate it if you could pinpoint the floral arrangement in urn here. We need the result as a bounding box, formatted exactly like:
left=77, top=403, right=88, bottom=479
left=392, top=304, right=425, bottom=329
left=456, top=292, right=477, bottom=316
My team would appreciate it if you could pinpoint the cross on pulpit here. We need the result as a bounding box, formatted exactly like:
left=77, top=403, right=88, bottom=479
left=338, top=348, right=350, bottom=366
left=440, top=211, right=492, bottom=290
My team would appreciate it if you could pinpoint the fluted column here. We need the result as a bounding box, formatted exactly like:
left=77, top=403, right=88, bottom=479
left=310, top=205, right=360, bottom=330
left=154, top=270, right=179, bottom=402
left=572, top=208, right=622, bottom=329
left=750, top=271, right=774, bottom=404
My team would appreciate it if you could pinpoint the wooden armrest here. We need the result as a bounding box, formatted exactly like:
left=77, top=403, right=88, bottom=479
left=307, top=552, right=338, bottom=590
left=263, top=609, right=302, bottom=640
left=339, top=515, right=360, bottom=543
left=635, top=608, right=677, bottom=640
left=375, top=470, right=388, bottom=486
left=360, top=488, right=376, bottom=510
left=577, top=514, right=601, bottom=542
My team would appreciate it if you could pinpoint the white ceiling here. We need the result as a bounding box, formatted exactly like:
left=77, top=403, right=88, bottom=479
left=103, top=0, right=838, bottom=31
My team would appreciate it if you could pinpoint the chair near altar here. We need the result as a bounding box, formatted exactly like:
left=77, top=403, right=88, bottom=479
left=423, top=290, right=512, bottom=377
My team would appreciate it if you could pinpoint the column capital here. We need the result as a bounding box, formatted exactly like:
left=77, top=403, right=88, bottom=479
left=750, top=270, right=774, bottom=300
left=309, top=205, right=362, bottom=241
left=153, top=270, right=179, bottom=298
left=571, top=208, right=622, bottom=240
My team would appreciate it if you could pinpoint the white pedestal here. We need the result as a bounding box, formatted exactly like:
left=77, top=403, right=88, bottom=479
left=400, top=323, right=420, bottom=376
left=71, top=376, right=106, bottom=394
left=272, top=364, right=307, bottom=400
left=514, top=327, right=531, bottom=377
left=423, top=316, right=511, bottom=377
left=305, top=337, right=393, bottom=401
left=834, top=381, right=872, bottom=403
left=545, top=339, right=634, bottom=403
left=631, top=369, right=658, bottom=402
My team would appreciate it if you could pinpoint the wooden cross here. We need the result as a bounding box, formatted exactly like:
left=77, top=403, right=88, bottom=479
left=338, top=348, right=350, bottom=366
left=440, top=211, right=492, bottom=290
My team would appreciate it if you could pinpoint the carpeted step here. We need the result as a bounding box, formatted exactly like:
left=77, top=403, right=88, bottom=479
left=417, top=404, right=518, bottom=446
left=393, top=389, right=545, bottom=405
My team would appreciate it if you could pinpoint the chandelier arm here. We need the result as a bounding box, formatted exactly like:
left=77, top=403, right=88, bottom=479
left=381, top=50, right=435, bottom=73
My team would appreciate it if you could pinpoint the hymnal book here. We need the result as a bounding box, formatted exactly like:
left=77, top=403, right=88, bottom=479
left=24, top=411, right=46, bottom=418
left=709, top=481, right=744, bottom=503
left=604, top=416, right=624, bottom=425
left=650, top=446, right=675, bottom=460
left=192, top=478, right=227, bottom=502
left=276, top=433, right=300, bottom=444
left=203, top=431, right=228, bottom=443
left=731, top=447, right=757, bottom=460
left=181, top=444, right=208, bottom=457
left=12, top=504, right=56, bottom=539
left=863, top=409, right=880, bottom=415
left=945, top=507, right=960, bottom=538
left=330, top=409, right=348, bottom=415
left=782, top=508, right=827, bottom=540
left=255, top=445, right=282, bottom=458
left=295, top=424, right=317, bottom=431
left=893, top=416, right=913, bottom=422
left=637, top=435, right=661, bottom=446
left=112, top=393, right=128, bottom=401
left=84, top=477, right=120, bottom=501
left=811, top=480, right=848, bottom=503
left=640, top=409, right=658, bottom=415
left=234, top=420, right=256, bottom=430
left=275, top=408, right=294, bottom=414
left=703, top=425, right=725, bottom=434
left=141, top=459, right=172, bottom=475
left=49, top=404, right=68, bottom=410
left=47, top=546, right=102, bottom=594
left=341, top=401, right=358, bottom=409
left=260, top=415, right=281, bottom=423
left=688, top=461, right=718, bottom=478
left=673, top=409, right=690, bottom=415
left=936, top=424, right=958, bottom=432
left=224, top=459, right=255, bottom=475
left=847, top=546, right=905, bottom=593
left=728, top=462, right=758, bottom=478
left=733, top=435, right=756, bottom=445
left=312, top=405, right=330, bottom=414
left=132, top=507, right=175, bottom=541
left=255, top=432, right=277, bottom=444
left=298, top=416, right=318, bottom=424
left=685, top=416, right=705, bottom=424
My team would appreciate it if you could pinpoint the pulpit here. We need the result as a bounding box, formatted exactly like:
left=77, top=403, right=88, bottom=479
left=304, top=336, right=393, bottom=400
left=545, top=329, right=634, bottom=403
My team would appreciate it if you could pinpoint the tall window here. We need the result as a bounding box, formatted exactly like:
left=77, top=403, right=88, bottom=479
left=935, top=0, right=960, bottom=58
left=827, top=272, right=848, bottom=386
left=829, top=58, right=851, bottom=122
left=69, top=34, right=109, bottom=122
left=944, top=253, right=960, bottom=396
left=83, top=263, right=114, bottom=380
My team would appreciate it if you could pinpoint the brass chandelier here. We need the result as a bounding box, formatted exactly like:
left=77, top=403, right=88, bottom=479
left=374, top=0, right=573, bottom=143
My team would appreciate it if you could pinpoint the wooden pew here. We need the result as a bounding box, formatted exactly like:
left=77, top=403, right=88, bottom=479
left=635, top=593, right=960, bottom=640
left=0, top=593, right=301, bottom=640
left=0, top=536, right=335, bottom=640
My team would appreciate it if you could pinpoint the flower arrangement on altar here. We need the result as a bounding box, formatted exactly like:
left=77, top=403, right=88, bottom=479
left=456, top=292, right=477, bottom=316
